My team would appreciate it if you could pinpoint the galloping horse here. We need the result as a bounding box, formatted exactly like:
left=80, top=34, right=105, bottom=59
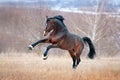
left=28, top=15, right=96, bottom=68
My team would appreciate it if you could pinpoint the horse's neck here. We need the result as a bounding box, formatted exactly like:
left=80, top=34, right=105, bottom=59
left=57, top=21, right=68, bottom=32
left=51, top=29, right=62, bottom=36
left=51, top=22, right=68, bottom=36
left=49, top=30, right=66, bottom=43
left=49, top=25, right=68, bottom=42
left=50, top=28, right=67, bottom=39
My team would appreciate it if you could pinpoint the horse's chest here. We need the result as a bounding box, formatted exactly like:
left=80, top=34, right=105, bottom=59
left=49, top=34, right=63, bottom=44
left=50, top=37, right=57, bottom=43
left=49, top=36, right=59, bottom=44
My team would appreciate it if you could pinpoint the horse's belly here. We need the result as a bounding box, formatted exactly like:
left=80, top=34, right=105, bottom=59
left=57, top=33, right=82, bottom=50
left=58, top=39, right=76, bottom=50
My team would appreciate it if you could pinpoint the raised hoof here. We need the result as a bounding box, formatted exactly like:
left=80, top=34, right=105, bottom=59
left=42, top=55, right=48, bottom=60
left=28, top=45, right=34, bottom=50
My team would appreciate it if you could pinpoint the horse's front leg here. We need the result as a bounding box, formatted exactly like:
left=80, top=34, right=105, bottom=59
left=43, top=44, right=59, bottom=60
left=28, top=38, right=49, bottom=50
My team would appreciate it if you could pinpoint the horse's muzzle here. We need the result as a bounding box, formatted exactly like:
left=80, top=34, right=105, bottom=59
left=43, top=31, right=47, bottom=36
left=43, top=30, right=53, bottom=36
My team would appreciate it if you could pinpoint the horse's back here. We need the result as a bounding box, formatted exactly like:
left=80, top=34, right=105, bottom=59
left=67, top=32, right=82, bottom=42
left=58, top=32, right=83, bottom=50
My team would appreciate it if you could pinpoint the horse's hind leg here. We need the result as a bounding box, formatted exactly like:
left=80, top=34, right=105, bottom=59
left=76, top=48, right=83, bottom=66
left=68, top=50, right=77, bottom=69
left=76, top=51, right=81, bottom=66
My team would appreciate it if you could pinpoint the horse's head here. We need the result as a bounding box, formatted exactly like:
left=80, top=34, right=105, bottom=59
left=43, top=15, right=65, bottom=36
left=43, top=16, right=55, bottom=36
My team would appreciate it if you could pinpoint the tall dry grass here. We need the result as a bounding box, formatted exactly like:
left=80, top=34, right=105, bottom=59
left=0, top=53, right=120, bottom=80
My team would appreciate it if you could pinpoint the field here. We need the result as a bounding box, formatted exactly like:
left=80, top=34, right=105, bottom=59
left=0, top=1, right=120, bottom=80
left=0, top=53, right=120, bottom=80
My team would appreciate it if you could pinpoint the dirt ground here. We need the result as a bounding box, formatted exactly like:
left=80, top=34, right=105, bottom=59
left=0, top=53, right=120, bottom=80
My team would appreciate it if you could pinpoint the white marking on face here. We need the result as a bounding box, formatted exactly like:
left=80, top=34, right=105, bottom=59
left=50, top=29, right=54, bottom=33
left=43, top=31, right=46, bottom=36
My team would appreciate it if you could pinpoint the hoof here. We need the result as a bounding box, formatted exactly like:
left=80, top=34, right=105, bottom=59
left=42, top=55, right=48, bottom=60
left=72, top=65, right=77, bottom=69
left=28, top=45, right=34, bottom=50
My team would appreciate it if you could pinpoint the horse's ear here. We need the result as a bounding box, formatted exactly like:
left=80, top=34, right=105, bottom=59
left=46, top=16, right=48, bottom=19
left=46, top=16, right=49, bottom=23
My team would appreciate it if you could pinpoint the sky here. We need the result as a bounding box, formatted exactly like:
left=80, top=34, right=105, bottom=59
left=0, top=0, right=119, bottom=4
left=0, top=0, right=42, bottom=3
left=0, top=0, right=119, bottom=10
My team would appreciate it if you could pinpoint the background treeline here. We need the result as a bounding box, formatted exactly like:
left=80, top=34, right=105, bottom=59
left=0, top=5, right=119, bottom=57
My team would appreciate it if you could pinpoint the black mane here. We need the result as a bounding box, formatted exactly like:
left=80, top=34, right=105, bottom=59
left=46, top=15, right=65, bottom=23
left=53, top=15, right=64, bottom=22
left=46, top=15, right=67, bottom=32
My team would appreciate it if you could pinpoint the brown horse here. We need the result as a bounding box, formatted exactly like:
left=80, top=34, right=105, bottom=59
left=28, top=15, right=96, bottom=68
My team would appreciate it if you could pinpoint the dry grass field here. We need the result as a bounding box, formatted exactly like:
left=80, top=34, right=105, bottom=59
left=0, top=53, right=120, bottom=80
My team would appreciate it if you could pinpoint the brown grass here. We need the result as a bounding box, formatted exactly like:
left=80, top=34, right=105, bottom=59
left=0, top=53, right=120, bottom=80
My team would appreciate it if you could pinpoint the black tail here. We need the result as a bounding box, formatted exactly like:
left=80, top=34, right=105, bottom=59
left=83, top=37, right=96, bottom=59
